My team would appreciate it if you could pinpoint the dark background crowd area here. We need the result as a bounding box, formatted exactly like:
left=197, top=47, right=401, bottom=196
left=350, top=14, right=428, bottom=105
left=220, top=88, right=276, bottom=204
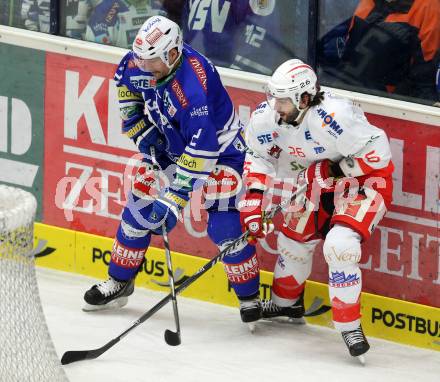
left=1, top=0, right=439, bottom=106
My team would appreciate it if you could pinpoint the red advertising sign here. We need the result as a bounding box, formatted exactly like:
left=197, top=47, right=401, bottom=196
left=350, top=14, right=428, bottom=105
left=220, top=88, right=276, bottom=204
left=43, top=52, right=440, bottom=307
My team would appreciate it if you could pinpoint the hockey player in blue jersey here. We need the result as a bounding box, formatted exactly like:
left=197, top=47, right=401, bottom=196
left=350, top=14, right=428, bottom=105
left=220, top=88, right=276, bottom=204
left=83, top=15, right=263, bottom=323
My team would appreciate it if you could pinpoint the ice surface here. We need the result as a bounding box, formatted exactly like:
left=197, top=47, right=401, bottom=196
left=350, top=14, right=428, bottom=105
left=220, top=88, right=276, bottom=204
left=37, top=268, right=440, bottom=382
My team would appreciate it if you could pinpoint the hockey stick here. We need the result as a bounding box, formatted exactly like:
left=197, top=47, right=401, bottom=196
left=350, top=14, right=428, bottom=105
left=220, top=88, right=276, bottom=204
left=150, top=146, right=181, bottom=346
left=61, top=184, right=307, bottom=365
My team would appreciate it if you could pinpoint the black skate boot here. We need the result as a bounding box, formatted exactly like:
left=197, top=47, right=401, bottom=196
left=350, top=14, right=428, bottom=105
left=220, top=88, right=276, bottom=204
left=83, top=276, right=135, bottom=312
left=239, top=295, right=262, bottom=333
left=239, top=295, right=262, bottom=323
left=261, top=292, right=305, bottom=323
left=341, top=325, right=370, bottom=363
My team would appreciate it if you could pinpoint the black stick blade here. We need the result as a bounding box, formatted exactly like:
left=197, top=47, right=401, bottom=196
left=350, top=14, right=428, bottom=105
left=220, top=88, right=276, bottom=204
left=164, top=329, right=181, bottom=346
left=61, top=338, right=120, bottom=364
left=61, top=350, right=90, bottom=365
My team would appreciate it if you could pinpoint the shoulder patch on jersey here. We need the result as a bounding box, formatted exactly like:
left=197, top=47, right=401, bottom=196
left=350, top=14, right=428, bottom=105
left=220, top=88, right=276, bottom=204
left=171, top=79, right=189, bottom=108
left=188, top=57, right=207, bottom=92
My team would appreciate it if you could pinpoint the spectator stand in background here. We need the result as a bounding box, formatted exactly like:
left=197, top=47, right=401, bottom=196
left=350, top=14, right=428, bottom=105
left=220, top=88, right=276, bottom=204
left=318, top=0, right=440, bottom=106
left=0, top=1, right=13, bottom=26
left=84, top=0, right=167, bottom=48
left=64, top=0, right=99, bottom=39
left=316, top=0, right=359, bottom=68
left=0, top=0, right=48, bottom=31
left=21, top=0, right=50, bottom=32
left=183, top=0, right=308, bottom=76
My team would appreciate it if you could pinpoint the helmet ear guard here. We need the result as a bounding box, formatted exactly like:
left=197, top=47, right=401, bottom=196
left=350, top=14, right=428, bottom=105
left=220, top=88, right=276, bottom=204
left=132, top=16, right=183, bottom=69
left=266, top=59, right=318, bottom=110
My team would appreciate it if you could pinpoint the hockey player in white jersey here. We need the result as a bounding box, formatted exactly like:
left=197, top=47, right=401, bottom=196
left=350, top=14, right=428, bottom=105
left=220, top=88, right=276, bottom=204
left=239, top=59, right=394, bottom=360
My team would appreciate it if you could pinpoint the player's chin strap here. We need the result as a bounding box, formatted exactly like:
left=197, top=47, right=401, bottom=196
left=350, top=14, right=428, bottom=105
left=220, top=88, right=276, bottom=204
left=293, top=106, right=310, bottom=125
left=60, top=183, right=307, bottom=365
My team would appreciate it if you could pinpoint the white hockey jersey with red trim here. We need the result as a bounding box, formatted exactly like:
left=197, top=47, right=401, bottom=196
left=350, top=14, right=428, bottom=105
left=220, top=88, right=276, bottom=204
left=244, top=92, right=393, bottom=189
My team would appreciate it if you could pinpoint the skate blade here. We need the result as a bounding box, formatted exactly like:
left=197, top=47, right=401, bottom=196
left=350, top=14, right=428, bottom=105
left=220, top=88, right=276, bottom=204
left=82, top=297, right=128, bottom=312
left=262, top=316, right=306, bottom=325
left=356, top=355, right=366, bottom=365
left=287, top=317, right=306, bottom=325
left=247, top=322, right=257, bottom=333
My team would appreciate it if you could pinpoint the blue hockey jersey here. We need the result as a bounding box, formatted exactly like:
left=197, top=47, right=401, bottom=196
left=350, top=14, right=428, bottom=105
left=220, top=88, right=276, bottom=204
left=114, top=43, right=246, bottom=194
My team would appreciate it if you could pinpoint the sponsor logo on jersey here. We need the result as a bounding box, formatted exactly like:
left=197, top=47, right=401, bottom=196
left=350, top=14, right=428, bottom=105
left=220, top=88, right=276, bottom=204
left=190, top=105, right=209, bottom=117
left=329, top=271, right=360, bottom=287
left=316, top=108, right=343, bottom=136
left=233, top=137, right=246, bottom=152
left=268, top=144, right=282, bottom=158
left=177, top=153, right=205, bottom=171
left=254, top=102, right=267, bottom=114
left=313, top=146, right=325, bottom=154
left=223, top=254, right=260, bottom=284
left=189, top=57, right=208, bottom=92
left=174, top=173, right=193, bottom=191
left=125, top=118, right=147, bottom=138
left=145, top=27, right=163, bottom=45
left=372, top=307, right=440, bottom=338
left=305, top=130, right=312, bottom=140
left=111, top=239, right=145, bottom=269
left=171, top=79, right=188, bottom=108
left=168, top=104, right=177, bottom=117
left=163, top=89, right=177, bottom=117
left=257, top=133, right=272, bottom=144
left=118, top=86, right=143, bottom=101
left=203, top=165, right=241, bottom=200
left=130, top=75, right=156, bottom=90
left=256, top=102, right=267, bottom=110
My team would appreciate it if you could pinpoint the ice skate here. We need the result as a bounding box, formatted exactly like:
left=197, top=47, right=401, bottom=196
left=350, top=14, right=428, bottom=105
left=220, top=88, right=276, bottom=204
left=261, top=293, right=306, bottom=324
left=83, top=276, right=135, bottom=312
left=341, top=325, right=370, bottom=364
left=239, top=296, right=262, bottom=332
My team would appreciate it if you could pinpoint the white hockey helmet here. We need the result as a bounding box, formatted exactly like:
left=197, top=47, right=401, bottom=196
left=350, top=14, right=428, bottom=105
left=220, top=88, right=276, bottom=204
left=132, top=15, right=183, bottom=69
left=266, top=59, right=318, bottom=109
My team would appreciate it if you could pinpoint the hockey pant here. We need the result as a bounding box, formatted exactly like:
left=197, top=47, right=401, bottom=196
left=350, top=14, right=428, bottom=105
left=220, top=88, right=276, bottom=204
left=273, top=185, right=388, bottom=332
left=108, top=161, right=259, bottom=300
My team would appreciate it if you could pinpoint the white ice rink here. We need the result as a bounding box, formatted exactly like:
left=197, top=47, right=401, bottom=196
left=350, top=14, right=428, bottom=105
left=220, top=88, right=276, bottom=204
left=37, top=268, right=440, bottom=382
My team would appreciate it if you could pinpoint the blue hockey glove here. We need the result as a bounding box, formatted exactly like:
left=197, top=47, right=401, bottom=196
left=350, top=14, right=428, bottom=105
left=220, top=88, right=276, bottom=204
left=146, top=189, right=189, bottom=234
left=134, top=125, right=166, bottom=155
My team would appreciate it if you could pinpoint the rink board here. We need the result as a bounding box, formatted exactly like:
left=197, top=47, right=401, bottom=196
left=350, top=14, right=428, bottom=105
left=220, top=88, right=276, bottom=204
left=34, top=222, right=440, bottom=352
left=0, top=27, right=439, bottom=309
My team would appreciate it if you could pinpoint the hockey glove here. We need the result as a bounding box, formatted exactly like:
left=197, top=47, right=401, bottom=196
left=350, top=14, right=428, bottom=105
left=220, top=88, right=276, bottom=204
left=238, top=190, right=273, bottom=245
left=134, top=124, right=166, bottom=155
left=296, top=159, right=340, bottom=205
left=146, top=189, right=189, bottom=234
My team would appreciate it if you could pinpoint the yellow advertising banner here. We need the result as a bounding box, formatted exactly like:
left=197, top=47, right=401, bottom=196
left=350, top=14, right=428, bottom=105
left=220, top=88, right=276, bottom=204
left=34, top=222, right=440, bottom=352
